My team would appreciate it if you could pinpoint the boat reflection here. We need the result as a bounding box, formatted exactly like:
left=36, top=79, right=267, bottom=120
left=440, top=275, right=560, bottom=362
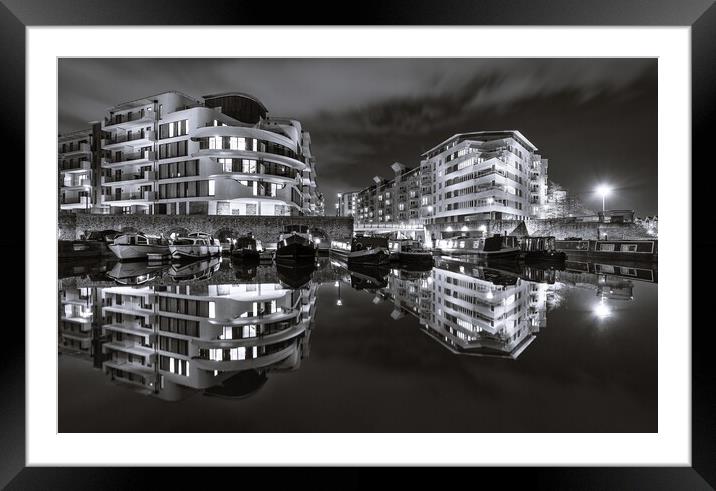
left=168, top=257, right=221, bottom=282
left=106, top=261, right=171, bottom=285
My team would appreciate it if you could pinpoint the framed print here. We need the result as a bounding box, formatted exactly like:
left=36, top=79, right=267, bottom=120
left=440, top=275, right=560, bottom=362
left=6, top=0, right=714, bottom=488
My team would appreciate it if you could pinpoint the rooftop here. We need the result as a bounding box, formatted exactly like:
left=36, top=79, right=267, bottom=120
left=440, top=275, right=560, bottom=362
left=202, top=92, right=268, bottom=113
left=422, top=130, right=538, bottom=157
left=109, top=90, right=203, bottom=112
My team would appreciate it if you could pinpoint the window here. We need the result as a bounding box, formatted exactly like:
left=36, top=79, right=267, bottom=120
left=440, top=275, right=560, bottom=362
left=208, top=180, right=215, bottom=196
left=209, top=301, right=216, bottom=318
left=159, top=120, right=188, bottom=139
left=620, top=244, right=638, bottom=252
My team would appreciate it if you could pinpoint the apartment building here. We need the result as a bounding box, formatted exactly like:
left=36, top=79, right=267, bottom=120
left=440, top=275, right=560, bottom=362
left=98, top=273, right=317, bottom=400
left=336, top=191, right=358, bottom=217
left=58, top=125, right=102, bottom=212
left=420, top=131, right=548, bottom=242
left=354, top=162, right=423, bottom=236
left=60, top=91, right=324, bottom=216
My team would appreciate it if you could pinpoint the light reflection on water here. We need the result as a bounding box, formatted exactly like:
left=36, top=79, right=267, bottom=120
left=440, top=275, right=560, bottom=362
left=58, top=255, right=657, bottom=432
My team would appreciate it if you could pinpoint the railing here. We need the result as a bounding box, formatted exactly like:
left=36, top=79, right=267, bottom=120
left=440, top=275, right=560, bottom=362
left=103, top=151, right=154, bottom=165
left=355, top=221, right=424, bottom=230
left=62, top=178, right=91, bottom=188
left=105, top=112, right=152, bottom=126
left=103, top=191, right=147, bottom=202
left=59, top=143, right=90, bottom=155
left=103, top=131, right=155, bottom=146
left=60, top=196, right=90, bottom=205
left=59, top=160, right=90, bottom=172
left=103, top=171, right=154, bottom=184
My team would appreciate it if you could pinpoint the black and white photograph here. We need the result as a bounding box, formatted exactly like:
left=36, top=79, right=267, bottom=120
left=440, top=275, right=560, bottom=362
left=56, top=57, right=659, bottom=433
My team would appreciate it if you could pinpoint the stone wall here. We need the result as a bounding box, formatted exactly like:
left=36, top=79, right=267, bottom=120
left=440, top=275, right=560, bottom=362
left=482, top=219, right=654, bottom=240
left=58, top=212, right=77, bottom=240
left=69, top=214, right=354, bottom=243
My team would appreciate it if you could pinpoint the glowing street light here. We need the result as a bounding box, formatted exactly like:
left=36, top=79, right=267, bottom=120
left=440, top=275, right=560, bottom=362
left=593, top=297, right=612, bottom=319
left=596, top=185, right=611, bottom=212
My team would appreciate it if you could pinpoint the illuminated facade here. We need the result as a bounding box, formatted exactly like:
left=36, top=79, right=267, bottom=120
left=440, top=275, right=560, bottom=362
left=420, top=131, right=548, bottom=242
left=354, top=162, right=423, bottom=236
left=61, top=91, right=323, bottom=216
left=336, top=191, right=358, bottom=217
left=58, top=125, right=102, bottom=212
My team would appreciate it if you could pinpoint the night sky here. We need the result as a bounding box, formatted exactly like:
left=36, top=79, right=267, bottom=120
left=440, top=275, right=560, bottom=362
left=58, top=58, right=657, bottom=216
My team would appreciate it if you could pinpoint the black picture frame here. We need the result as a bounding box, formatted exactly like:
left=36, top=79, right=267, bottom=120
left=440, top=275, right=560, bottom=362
left=5, top=0, right=713, bottom=488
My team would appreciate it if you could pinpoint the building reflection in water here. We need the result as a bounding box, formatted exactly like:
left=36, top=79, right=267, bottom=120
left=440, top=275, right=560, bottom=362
left=332, top=256, right=655, bottom=359
left=59, top=258, right=318, bottom=401
left=59, top=255, right=657, bottom=401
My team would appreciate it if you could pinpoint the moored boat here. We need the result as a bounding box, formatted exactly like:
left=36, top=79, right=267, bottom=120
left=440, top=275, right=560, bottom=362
left=436, top=234, right=521, bottom=259
left=169, top=233, right=221, bottom=260
left=388, top=238, right=434, bottom=267
left=108, top=233, right=170, bottom=261
left=330, top=235, right=390, bottom=266
left=231, top=233, right=260, bottom=263
left=275, top=225, right=316, bottom=263
left=519, top=236, right=566, bottom=262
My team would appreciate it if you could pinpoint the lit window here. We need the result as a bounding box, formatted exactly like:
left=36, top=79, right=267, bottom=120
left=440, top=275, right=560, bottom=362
left=209, top=301, right=216, bottom=318
left=208, top=180, right=215, bottom=196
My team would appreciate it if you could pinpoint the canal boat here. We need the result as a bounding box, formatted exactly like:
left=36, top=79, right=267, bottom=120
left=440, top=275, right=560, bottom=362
left=275, top=225, right=316, bottom=263
left=231, top=234, right=261, bottom=263
left=437, top=234, right=521, bottom=259
left=108, top=233, right=170, bottom=261
left=329, top=235, right=390, bottom=266
left=169, top=235, right=221, bottom=260
left=388, top=238, right=434, bottom=267
left=554, top=238, right=657, bottom=262
left=519, top=236, right=566, bottom=262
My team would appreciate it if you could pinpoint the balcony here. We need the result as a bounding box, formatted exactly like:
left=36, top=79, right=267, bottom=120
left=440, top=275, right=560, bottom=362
left=102, top=130, right=156, bottom=149
left=102, top=170, right=155, bottom=185
left=59, top=160, right=91, bottom=173
left=103, top=113, right=155, bottom=131
left=102, top=190, right=155, bottom=204
left=59, top=142, right=91, bottom=157
left=101, top=151, right=155, bottom=168
left=60, top=196, right=91, bottom=210
left=61, top=178, right=92, bottom=191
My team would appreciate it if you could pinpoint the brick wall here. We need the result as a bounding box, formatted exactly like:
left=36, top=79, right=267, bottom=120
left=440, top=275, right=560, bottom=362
left=69, top=214, right=354, bottom=243
left=485, top=219, right=655, bottom=240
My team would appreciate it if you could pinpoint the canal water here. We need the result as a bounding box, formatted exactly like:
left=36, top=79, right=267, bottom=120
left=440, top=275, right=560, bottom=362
left=58, top=255, right=657, bottom=432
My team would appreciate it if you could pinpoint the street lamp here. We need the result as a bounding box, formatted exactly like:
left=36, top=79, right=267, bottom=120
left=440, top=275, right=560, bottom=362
left=596, top=185, right=611, bottom=212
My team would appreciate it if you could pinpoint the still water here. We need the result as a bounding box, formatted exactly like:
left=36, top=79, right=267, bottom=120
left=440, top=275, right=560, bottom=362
left=58, top=255, right=657, bottom=432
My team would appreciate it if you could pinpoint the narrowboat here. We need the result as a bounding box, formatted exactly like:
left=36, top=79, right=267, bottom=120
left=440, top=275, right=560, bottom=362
left=275, top=225, right=316, bottom=263
left=519, top=236, right=566, bottom=262
left=436, top=234, right=521, bottom=259
left=108, top=233, right=170, bottom=261
left=388, top=238, right=434, bottom=267
left=169, top=233, right=221, bottom=260
left=231, top=234, right=260, bottom=263
left=554, top=238, right=657, bottom=262
left=329, top=236, right=390, bottom=266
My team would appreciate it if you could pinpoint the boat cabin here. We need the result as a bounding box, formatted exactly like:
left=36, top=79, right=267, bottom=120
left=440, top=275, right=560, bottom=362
left=112, top=233, right=164, bottom=246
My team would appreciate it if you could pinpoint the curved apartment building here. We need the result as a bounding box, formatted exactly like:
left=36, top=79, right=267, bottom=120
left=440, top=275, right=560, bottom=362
left=65, top=91, right=323, bottom=216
